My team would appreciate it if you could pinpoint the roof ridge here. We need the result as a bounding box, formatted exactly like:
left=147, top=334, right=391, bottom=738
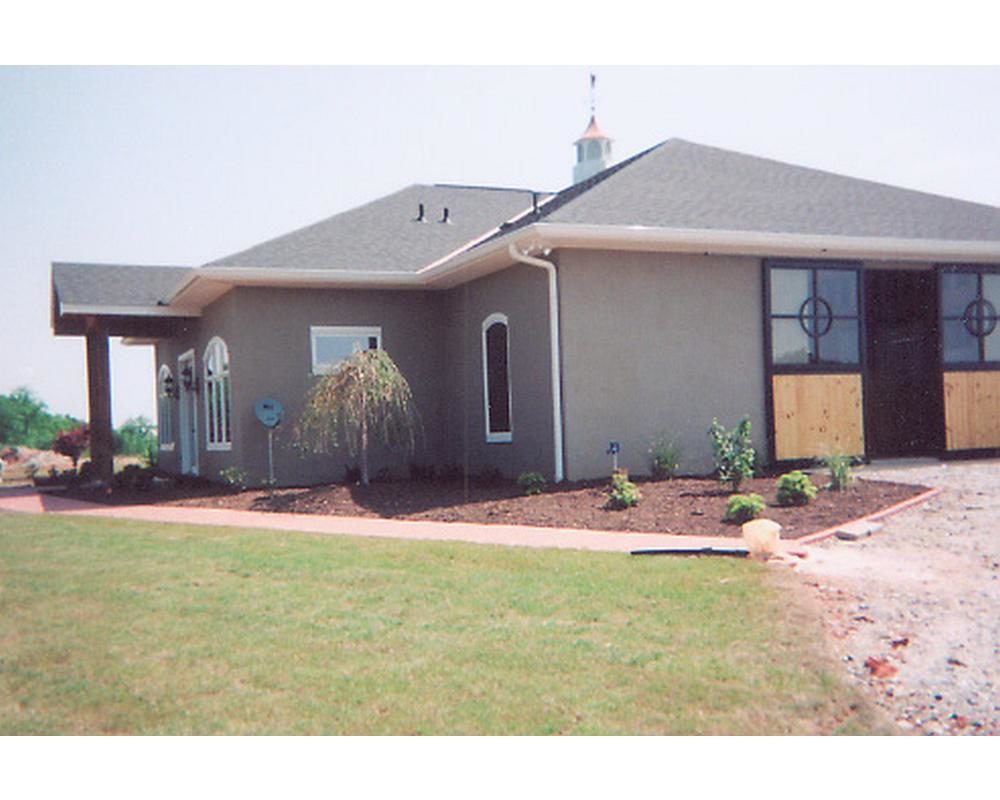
left=666, top=138, right=1000, bottom=212
left=468, top=139, right=667, bottom=247
left=431, top=183, right=547, bottom=195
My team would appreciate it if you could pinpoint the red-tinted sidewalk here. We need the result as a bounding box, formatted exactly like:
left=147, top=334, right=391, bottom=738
left=0, top=486, right=745, bottom=554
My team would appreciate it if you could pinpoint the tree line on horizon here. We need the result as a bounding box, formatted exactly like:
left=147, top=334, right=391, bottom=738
left=0, top=386, right=156, bottom=460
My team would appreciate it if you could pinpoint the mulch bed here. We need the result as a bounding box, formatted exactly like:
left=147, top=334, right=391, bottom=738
left=66, top=473, right=929, bottom=540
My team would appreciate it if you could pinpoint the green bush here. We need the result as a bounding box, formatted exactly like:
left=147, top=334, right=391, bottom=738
left=605, top=469, right=641, bottom=510
left=114, top=464, right=157, bottom=492
left=820, top=452, right=857, bottom=492
left=648, top=434, right=682, bottom=480
left=725, top=493, right=765, bottom=524
left=219, top=466, right=248, bottom=491
left=775, top=470, right=817, bottom=506
left=708, top=416, right=756, bottom=492
left=517, top=471, right=546, bottom=496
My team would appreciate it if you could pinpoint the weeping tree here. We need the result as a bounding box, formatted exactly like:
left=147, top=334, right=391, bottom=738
left=295, top=349, right=420, bottom=486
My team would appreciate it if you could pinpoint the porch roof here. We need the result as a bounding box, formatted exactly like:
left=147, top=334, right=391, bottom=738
left=51, top=262, right=198, bottom=337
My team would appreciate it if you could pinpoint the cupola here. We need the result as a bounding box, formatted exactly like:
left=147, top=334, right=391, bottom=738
left=572, top=75, right=613, bottom=184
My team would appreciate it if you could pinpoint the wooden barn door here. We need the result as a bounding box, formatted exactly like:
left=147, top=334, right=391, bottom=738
left=766, top=261, right=865, bottom=461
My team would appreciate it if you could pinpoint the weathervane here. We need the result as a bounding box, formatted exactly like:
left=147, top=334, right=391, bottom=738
left=589, top=72, right=597, bottom=116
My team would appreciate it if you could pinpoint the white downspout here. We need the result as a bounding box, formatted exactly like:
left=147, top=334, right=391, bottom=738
left=508, top=243, right=565, bottom=482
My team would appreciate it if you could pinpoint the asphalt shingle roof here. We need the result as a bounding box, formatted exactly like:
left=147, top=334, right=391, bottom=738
left=52, top=263, right=192, bottom=308
left=204, top=184, right=541, bottom=272
left=539, top=139, right=1000, bottom=241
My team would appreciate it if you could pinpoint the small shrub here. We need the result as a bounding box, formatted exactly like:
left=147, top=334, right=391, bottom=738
left=725, top=493, right=765, bottom=524
left=219, top=466, right=248, bottom=491
left=775, top=470, right=817, bottom=506
left=517, top=471, right=546, bottom=496
left=76, top=461, right=98, bottom=484
left=605, top=469, right=641, bottom=510
left=708, top=416, right=756, bottom=492
left=649, top=434, right=682, bottom=480
left=115, top=464, right=157, bottom=492
left=53, top=424, right=90, bottom=468
left=820, top=452, right=857, bottom=492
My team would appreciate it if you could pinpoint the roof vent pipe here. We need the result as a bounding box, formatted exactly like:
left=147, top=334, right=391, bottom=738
left=440, top=207, right=451, bottom=224
left=532, top=192, right=539, bottom=214
left=415, top=203, right=426, bottom=222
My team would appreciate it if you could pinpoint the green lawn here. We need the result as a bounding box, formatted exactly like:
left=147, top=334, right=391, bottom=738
left=0, top=513, right=881, bottom=734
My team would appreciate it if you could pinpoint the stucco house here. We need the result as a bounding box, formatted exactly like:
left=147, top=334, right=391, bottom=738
left=52, top=117, right=1000, bottom=486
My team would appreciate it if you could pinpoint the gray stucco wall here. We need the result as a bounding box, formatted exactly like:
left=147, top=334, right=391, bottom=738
left=154, top=291, right=244, bottom=480
left=156, top=286, right=447, bottom=486
left=442, top=263, right=555, bottom=479
left=150, top=250, right=767, bottom=486
left=557, top=250, right=767, bottom=479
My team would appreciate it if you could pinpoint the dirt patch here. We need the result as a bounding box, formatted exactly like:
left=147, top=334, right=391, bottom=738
left=793, top=460, right=1000, bottom=735
left=65, top=474, right=926, bottom=540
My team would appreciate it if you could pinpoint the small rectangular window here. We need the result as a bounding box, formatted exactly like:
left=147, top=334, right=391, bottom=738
left=310, top=326, right=382, bottom=375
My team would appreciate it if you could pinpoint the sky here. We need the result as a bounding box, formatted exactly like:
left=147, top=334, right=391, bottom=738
left=4, top=65, right=1000, bottom=426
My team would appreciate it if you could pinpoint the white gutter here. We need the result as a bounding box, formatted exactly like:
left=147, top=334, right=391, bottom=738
left=507, top=243, right=564, bottom=483
left=529, top=223, right=1000, bottom=263
left=163, top=221, right=1000, bottom=308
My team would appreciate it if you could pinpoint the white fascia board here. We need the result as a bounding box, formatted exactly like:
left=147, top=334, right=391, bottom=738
left=167, top=267, right=424, bottom=309
left=59, top=303, right=201, bottom=318
left=528, top=223, right=1000, bottom=263
left=165, top=223, right=1000, bottom=307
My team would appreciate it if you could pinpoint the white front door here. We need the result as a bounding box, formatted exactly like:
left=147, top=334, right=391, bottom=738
left=177, top=350, right=199, bottom=475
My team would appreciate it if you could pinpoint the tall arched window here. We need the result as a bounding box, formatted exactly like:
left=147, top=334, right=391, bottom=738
left=204, top=337, right=232, bottom=450
left=482, top=313, right=512, bottom=443
left=157, top=365, right=174, bottom=450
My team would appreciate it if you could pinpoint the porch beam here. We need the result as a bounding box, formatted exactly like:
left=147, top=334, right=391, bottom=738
left=85, top=318, right=114, bottom=482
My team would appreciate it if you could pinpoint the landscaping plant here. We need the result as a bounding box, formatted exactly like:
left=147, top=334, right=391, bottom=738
left=648, top=433, right=682, bottom=480
left=605, top=468, right=641, bottom=509
left=724, top=493, right=765, bottom=523
left=775, top=470, right=818, bottom=506
left=295, top=349, right=420, bottom=486
left=517, top=471, right=546, bottom=496
left=708, top=416, right=756, bottom=492
left=820, top=452, right=857, bottom=492
left=52, top=424, right=90, bottom=468
left=219, top=466, right=248, bottom=491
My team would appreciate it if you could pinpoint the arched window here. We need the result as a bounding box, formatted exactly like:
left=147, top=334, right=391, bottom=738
left=157, top=365, right=174, bottom=450
left=203, top=337, right=232, bottom=450
left=482, top=313, right=512, bottom=443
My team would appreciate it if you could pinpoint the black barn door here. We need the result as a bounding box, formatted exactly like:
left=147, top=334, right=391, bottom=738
left=864, top=270, right=943, bottom=457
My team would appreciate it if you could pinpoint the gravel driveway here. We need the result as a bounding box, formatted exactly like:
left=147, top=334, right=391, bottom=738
left=794, top=459, right=1000, bottom=735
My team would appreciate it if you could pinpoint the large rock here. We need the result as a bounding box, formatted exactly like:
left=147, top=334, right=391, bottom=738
left=742, top=518, right=782, bottom=560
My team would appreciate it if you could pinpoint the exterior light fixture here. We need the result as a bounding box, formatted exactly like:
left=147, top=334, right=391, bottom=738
left=181, top=365, right=198, bottom=393
left=163, top=374, right=177, bottom=398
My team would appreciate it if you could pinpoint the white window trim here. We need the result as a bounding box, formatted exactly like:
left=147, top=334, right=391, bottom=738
left=157, top=364, right=175, bottom=451
left=203, top=336, right=232, bottom=452
left=310, top=325, right=383, bottom=375
left=482, top=312, right=512, bottom=444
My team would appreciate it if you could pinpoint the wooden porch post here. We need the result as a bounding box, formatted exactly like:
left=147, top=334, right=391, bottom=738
left=85, top=318, right=114, bottom=482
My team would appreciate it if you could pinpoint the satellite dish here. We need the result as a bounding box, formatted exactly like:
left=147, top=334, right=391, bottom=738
left=254, top=397, right=284, bottom=429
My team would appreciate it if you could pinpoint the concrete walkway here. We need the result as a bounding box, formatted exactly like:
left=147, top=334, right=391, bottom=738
left=0, top=486, right=747, bottom=554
